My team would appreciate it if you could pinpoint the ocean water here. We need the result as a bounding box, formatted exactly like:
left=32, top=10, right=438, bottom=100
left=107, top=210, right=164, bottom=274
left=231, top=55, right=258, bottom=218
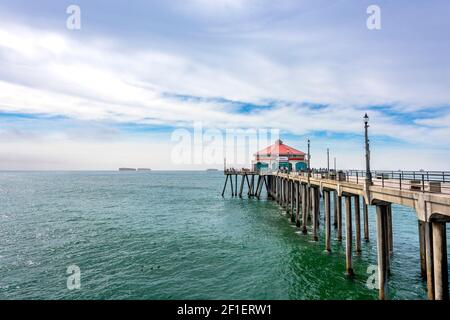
left=0, top=171, right=448, bottom=300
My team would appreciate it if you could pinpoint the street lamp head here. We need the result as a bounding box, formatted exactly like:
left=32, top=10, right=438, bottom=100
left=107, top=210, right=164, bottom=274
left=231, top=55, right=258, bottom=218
left=364, top=113, right=369, bottom=124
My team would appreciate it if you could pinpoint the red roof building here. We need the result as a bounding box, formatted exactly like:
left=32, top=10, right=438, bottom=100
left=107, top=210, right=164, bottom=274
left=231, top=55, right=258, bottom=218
left=253, top=139, right=307, bottom=172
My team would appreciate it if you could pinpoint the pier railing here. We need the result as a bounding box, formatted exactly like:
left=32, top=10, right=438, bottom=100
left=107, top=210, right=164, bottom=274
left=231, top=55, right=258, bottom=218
left=299, top=170, right=450, bottom=195
left=225, top=168, right=450, bottom=194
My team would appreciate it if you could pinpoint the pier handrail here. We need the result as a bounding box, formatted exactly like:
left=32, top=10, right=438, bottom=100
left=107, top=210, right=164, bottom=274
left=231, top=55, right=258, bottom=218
left=298, top=169, right=450, bottom=195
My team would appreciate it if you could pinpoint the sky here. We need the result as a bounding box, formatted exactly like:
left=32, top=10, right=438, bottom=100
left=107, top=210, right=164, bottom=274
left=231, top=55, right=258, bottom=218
left=0, top=0, right=449, bottom=170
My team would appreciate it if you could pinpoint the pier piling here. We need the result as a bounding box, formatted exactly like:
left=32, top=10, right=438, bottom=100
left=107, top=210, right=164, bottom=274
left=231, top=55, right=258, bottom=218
left=333, top=191, right=338, bottom=228
left=418, top=220, right=427, bottom=279
left=295, top=182, right=301, bottom=226
left=354, top=195, right=361, bottom=253
left=337, top=195, right=343, bottom=241
left=363, top=202, right=369, bottom=241
left=376, top=204, right=389, bottom=300
left=312, top=187, right=318, bottom=241
left=245, top=174, right=251, bottom=197
left=230, top=174, right=234, bottom=197
left=302, top=184, right=308, bottom=234
left=289, top=181, right=295, bottom=216
left=325, top=190, right=331, bottom=251
left=239, top=174, right=245, bottom=198
left=256, top=176, right=262, bottom=200
left=384, top=205, right=391, bottom=275
left=291, top=181, right=300, bottom=222
left=222, top=175, right=229, bottom=197
left=432, top=221, right=448, bottom=300
left=387, top=205, right=393, bottom=254
left=345, top=196, right=354, bottom=277
left=250, top=175, right=255, bottom=197
left=425, top=221, right=435, bottom=300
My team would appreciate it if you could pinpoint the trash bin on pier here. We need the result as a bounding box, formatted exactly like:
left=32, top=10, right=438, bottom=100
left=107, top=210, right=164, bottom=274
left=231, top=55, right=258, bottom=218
left=429, top=181, right=442, bottom=193
left=337, top=171, right=346, bottom=182
left=410, top=180, right=422, bottom=191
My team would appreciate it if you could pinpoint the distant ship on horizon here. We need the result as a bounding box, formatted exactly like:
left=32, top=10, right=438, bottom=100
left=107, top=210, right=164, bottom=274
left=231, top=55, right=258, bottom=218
left=206, top=168, right=219, bottom=172
left=118, top=168, right=152, bottom=172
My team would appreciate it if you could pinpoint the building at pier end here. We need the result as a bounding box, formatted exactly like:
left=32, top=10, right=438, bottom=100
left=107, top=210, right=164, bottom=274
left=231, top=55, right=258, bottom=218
left=252, top=139, right=307, bottom=172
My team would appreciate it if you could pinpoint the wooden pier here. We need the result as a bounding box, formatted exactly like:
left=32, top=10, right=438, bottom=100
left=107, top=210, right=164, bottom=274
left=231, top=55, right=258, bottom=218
left=222, top=169, right=450, bottom=300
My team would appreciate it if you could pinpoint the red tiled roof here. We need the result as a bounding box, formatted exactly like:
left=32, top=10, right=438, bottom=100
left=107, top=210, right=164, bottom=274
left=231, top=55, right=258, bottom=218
left=255, top=139, right=305, bottom=156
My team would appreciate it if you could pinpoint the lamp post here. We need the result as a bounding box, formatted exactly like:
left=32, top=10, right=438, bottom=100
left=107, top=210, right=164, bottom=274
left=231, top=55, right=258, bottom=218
left=364, top=113, right=372, bottom=184
left=307, top=139, right=311, bottom=175
left=327, top=148, right=330, bottom=177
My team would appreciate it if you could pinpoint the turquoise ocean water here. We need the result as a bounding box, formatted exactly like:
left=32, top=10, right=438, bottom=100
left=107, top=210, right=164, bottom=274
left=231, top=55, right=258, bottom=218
left=0, top=171, right=448, bottom=300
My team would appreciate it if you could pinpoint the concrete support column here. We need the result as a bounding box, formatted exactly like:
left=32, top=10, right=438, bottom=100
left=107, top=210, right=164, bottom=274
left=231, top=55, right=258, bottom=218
left=273, top=176, right=276, bottom=198
left=312, top=187, right=318, bottom=241
left=308, top=186, right=312, bottom=220
left=230, top=174, right=234, bottom=197
left=279, top=178, right=282, bottom=204
left=337, top=195, right=342, bottom=241
left=255, top=176, right=260, bottom=199
left=363, top=202, right=369, bottom=241
left=293, top=182, right=298, bottom=223
left=272, top=176, right=275, bottom=198
left=278, top=177, right=281, bottom=203
left=418, top=220, right=427, bottom=279
left=432, top=221, right=448, bottom=300
left=376, top=204, right=388, bottom=300
left=278, top=178, right=281, bottom=204
left=285, top=179, right=288, bottom=209
left=289, top=181, right=297, bottom=222
left=325, top=190, right=331, bottom=252
left=256, top=175, right=264, bottom=199
left=276, top=177, right=279, bottom=202
left=286, top=179, right=292, bottom=213
left=270, top=176, right=272, bottom=198
left=333, top=191, right=338, bottom=228
left=345, top=196, right=354, bottom=277
left=239, top=175, right=245, bottom=198
left=290, top=180, right=294, bottom=217
left=222, top=175, right=229, bottom=197
left=384, top=204, right=392, bottom=275
left=425, top=221, right=435, bottom=300
left=301, top=184, right=307, bottom=234
left=287, top=179, right=290, bottom=209
left=316, top=188, right=320, bottom=226
left=306, top=185, right=311, bottom=221
left=274, top=177, right=276, bottom=201
left=387, top=205, right=393, bottom=254
left=354, top=195, right=361, bottom=253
